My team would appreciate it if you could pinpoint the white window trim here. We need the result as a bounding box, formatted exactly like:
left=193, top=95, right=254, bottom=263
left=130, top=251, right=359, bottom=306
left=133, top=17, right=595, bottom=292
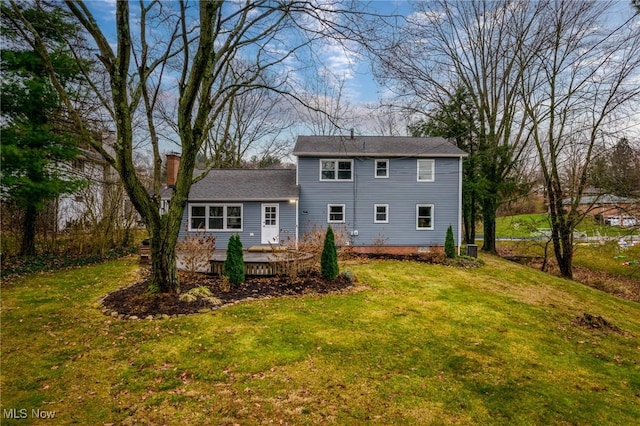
left=416, top=204, right=434, bottom=230
left=319, top=159, right=354, bottom=182
left=188, top=203, right=243, bottom=232
left=374, top=159, right=389, bottom=178
left=417, top=159, right=435, bottom=182
left=189, top=204, right=207, bottom=231
left=327, top=204, right=346, bottom=223
left=374, top=204, right=389, bottom=224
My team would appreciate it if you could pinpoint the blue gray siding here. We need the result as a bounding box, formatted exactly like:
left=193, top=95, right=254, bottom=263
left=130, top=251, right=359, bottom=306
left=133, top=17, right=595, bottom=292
left=298, top=156, right=462, bottom=247
left=178, top=201, right=297, bottom=249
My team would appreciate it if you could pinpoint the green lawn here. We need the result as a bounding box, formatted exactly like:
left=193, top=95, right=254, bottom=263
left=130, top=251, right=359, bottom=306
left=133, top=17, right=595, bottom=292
left=495, top=213, right=637, bottom=239
left=2, top=257, right=639, bottom=425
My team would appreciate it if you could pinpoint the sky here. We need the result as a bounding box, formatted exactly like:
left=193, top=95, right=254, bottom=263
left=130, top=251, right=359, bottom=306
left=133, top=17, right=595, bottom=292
left=84, top=1, right=402, bottom=104
left=80, top=0, right=639, bottom=150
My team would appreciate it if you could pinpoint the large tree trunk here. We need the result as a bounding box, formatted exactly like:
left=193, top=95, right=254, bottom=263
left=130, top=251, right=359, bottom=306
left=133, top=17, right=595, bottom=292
left=149, top=238, right=179, bottom=294
left=463, top=190, right=477, bottom=244
left=548, top=193, right=574, bottom=280
left=20, top=204, right=37, bottom=256
left=555, top=231, right=573, bottom=279
left=481, top=198, right=498, bottom=254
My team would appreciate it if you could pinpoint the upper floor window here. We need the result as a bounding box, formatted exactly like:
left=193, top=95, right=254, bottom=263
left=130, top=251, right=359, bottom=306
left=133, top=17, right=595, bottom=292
left=375, top=159, right=389, bottom=178
left=417, top=159, right=435, bottom=182
left=189, top=204, right=243, bottom=231
left=320, top=159, right=353, bottom=181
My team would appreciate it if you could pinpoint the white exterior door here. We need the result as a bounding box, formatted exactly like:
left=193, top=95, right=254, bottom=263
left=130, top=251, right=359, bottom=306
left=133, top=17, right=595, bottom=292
left=261, top=204, right=279, bottom=244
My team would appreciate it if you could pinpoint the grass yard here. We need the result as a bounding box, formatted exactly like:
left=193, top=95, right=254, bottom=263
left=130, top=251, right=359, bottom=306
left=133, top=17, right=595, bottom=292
left=1, top=256, right=639, bottom=425
left=495, top=213, right=638, bottom=239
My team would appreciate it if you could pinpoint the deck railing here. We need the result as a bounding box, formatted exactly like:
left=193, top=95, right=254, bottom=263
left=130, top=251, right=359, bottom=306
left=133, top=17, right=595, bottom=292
left=210, top=252, right=313, bottom=276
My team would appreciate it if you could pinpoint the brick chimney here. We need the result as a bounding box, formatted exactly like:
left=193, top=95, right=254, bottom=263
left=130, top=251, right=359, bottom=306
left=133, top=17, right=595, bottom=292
left=166, top=152, right=181, bottom=187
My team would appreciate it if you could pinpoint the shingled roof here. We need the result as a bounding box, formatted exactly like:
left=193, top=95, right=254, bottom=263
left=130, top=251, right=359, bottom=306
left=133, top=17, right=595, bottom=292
left=293, top=135, right=467, bottom=158
left=172, top=169, right=298, bottom=201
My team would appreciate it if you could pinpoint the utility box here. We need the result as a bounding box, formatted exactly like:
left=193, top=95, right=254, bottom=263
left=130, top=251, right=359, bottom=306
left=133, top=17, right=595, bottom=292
left=466, top=244, right=478, bottom=258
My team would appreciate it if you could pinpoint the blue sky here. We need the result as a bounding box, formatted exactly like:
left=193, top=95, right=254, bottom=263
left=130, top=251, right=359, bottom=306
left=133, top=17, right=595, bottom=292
left=83, top=0, right=404, bottom=106
left=81, top=0, right=639, bottom=144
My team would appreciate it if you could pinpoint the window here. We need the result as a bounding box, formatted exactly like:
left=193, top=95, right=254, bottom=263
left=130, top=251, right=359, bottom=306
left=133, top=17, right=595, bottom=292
left=72, top=159, right=85, bottom=171
left=375, top=159, right=389, bottom=178
left=374, top=204, right=389, bottom=223
left=416, top=204, right=434, bottom=230
left=226, top=206, right=242, bottom=229
left=417, top=159, right=435, bottom=182
left=320, top=159, right=353, bottom=181
left=209, top=206, right=224, bottom=229
left=191, top=206, right=206, bottom=230
left=327, top=204, right=345, bottom=223
left=189, top=204, right=243, bottom=231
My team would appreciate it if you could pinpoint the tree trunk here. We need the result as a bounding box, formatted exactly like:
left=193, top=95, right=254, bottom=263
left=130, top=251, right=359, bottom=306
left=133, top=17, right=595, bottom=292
left=481, top=198, right=497, bottom=254
left=547, top=187, right=574, bottom=280
left=149, top=239, right=179, bottom=294
left=550, top=215, right=574, bottom=279
left=463, top=191, right=477, bottom=244
left=20, top=204, right=37, bottom=256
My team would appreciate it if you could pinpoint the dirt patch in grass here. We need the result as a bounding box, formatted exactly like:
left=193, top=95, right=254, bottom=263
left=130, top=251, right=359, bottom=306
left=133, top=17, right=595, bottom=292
left=100, top=270, right=354, bottom=318
left=573, top=313, right=620, bottom=332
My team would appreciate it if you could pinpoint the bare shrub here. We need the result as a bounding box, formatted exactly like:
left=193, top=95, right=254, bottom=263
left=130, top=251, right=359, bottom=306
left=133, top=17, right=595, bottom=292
left=299, top=224, right=351, bottom=270
left=176, top=230, right=215, bottom=274
left=268, top=236, right=303, bottom=281
left=372, top=234, right=389, bottom=254
left=218, top=275, right=231, bottom=293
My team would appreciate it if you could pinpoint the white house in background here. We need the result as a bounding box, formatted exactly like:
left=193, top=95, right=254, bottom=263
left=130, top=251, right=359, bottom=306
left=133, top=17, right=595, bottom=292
left=56, top=131, right=138, bottom=231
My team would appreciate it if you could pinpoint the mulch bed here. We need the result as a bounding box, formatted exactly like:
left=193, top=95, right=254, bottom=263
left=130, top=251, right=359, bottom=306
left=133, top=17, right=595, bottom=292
left=100, top=270, right=354, bottom=319
left=99, top=253, right=484, bottom=319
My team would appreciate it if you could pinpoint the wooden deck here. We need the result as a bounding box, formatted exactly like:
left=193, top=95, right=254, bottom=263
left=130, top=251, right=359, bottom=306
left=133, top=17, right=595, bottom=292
left=210, top=250, right=313, bottom=276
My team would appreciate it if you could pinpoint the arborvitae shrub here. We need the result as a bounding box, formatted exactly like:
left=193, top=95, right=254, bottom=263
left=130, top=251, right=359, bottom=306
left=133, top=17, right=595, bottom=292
left=224, top=234, right=245, bottom=285
left=321, top=226, right=339, bottom=280
left=445, top=225, right=456, bottom=259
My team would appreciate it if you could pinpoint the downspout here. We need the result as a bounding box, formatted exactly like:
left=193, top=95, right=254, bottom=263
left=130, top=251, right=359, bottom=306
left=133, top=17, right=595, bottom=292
left=295, top=156, right=299, bottom=249
left=458, top=156, right=463, bottom=256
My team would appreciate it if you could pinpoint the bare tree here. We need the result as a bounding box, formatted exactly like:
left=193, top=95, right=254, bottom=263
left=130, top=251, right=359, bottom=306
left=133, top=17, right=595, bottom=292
left=367, top=0, right=544, bottom=253
left=366, top=101, right=408, bottom=136
left=203, top=63, right=293, bottom=168
left=521, top=0, right=640, bottom=279
left=297, top=71, right=353, bottom=136
left=12, top=0, right=361, bottom=293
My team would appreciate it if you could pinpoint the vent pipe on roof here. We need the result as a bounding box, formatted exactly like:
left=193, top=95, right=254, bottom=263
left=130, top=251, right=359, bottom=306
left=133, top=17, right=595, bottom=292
left=350, top=128, right=354, bottom=140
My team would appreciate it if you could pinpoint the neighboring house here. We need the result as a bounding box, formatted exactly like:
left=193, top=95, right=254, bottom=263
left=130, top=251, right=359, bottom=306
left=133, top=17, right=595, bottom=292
left=57, top=130, right=140, bottom=231
left=567, top=193, right=640, bottom=225
left=174, top=135, right=467, bottom=253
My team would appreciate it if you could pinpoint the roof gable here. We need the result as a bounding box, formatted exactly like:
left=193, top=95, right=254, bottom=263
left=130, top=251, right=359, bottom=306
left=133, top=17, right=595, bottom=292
left=293, top=135, right=467, bottom=158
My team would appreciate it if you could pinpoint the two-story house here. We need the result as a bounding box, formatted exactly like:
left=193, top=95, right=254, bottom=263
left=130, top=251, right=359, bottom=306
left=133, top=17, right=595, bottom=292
left=175, top=135, right=467, bottom=254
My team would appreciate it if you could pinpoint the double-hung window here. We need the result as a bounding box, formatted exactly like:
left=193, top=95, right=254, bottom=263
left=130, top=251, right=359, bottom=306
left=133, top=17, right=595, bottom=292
left=417, top=159, right=435, bottom=182
left=416, top=204, right=434, bottom=230
left=190, top=206, right=207, bottom=230
left=375, top=159, right=389, bottom=178
left=374, top=204, right=389, bottom=223
left=189, top=204, right=243, bottom=231
left=320, top=159, right=353, bottom=181
left=327, top=204, right=346, bottom=223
